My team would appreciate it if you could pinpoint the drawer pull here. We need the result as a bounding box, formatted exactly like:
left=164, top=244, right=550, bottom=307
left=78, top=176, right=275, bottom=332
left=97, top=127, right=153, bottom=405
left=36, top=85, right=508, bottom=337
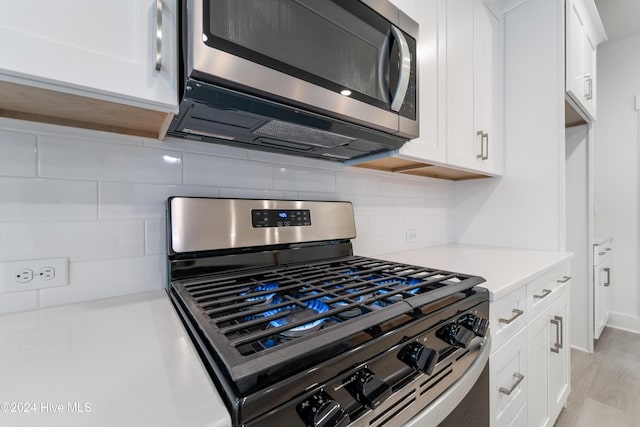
left=533, top=289, right=552, bottom=299
left=499, top=372, right=525, bottom=395
left=498, top=309, right=524, bottom=325
left=598, top=251, right=606, bottom=256
left=556, top=276, right=571, bottom=284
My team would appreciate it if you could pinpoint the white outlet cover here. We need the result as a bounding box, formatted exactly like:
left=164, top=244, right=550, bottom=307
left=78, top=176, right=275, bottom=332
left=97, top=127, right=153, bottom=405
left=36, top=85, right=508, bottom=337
left=0, top=257, right=69, bottom=293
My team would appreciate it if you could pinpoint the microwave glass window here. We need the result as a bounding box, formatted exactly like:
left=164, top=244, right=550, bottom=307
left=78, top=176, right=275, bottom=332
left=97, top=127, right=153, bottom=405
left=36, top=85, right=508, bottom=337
left=206, top=0, right=400, bottom=108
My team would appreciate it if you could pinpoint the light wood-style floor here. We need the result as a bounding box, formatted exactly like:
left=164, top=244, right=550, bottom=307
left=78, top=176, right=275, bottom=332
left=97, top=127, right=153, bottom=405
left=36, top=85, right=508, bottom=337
left=555, top=327, right=640, bottom=427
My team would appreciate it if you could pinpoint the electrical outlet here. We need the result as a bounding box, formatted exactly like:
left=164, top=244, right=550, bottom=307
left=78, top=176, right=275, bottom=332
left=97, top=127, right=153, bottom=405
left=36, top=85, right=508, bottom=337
left=15, top=269, right=34, bottom=283
left=0, top=257, right=69, bottom=293
left=405, top=230, right=418, bottom=242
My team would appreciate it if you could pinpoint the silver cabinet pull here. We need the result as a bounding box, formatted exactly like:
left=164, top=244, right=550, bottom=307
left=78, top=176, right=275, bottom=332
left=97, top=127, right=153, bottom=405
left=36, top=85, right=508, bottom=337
left=556, top=276, right=571, bottom=284
left=499, top=372, right=525, bottom=395
left=604, top=268, right=611, bottom=287
left=476, top=131, right=484, bottom=159
left=533, top=289, right=552, bottom=299
left=550, top=315, right=563, bottom=353
left=598, top=251, right=606, bottom=256
left=498, top=308, right=524, bottom=324
left=476, top=131, right=489, bottom=160
left=482, top=132, right=489, bottom=160
left=584, top=74, right=593, bottom=100
left=389, top=25, right=411, bottom=112
left=155, top=0, right=163, bottom=71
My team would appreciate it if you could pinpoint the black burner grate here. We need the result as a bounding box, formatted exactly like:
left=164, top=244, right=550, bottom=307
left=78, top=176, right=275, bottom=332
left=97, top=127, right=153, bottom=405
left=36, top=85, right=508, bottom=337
left=177, top=256, right=471, bottom=356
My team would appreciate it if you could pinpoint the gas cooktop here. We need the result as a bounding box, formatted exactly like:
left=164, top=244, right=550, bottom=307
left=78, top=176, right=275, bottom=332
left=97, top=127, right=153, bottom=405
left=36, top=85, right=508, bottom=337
left=167, top=197, right=489, bottom=427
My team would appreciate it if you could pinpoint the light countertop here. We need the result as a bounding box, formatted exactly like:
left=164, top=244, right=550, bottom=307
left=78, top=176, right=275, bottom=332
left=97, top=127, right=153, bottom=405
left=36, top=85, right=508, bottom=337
left=382, top=244, right=573, bottom=301
left=0, top=291, right=230, bottom=427
left=0, top=244, right=571, bottom=426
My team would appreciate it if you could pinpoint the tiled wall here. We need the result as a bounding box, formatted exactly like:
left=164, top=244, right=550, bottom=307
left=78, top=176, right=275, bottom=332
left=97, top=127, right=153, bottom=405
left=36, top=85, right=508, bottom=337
left=0, top=118, right=454, bottom=314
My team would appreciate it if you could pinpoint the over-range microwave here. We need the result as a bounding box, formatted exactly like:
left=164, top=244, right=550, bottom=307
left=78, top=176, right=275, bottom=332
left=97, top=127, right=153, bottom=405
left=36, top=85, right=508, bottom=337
left=168, top=0, right=419, bottom=161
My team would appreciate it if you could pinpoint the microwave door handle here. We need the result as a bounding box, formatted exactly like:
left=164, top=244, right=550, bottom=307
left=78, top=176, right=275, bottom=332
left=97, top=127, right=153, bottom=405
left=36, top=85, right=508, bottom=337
left=389, top=25, right=411, bottom=112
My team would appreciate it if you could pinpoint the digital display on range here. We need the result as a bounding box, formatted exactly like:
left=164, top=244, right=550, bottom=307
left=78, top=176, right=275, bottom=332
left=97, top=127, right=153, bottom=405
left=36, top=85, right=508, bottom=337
left=251, top=209, right=311, bottom=228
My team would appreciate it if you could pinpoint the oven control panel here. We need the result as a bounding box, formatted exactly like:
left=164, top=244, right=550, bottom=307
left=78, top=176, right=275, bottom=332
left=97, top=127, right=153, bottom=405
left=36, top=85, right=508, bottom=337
left=252, top=209, right=311, bottom=228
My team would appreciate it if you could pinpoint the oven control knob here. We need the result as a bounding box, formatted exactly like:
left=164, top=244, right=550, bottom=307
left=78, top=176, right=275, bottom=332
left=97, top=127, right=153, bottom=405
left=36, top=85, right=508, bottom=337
left=298, top=391, right=349, bottom=427
left=457, top=313, right=489, bottom=338
left=436, top=323, right=474, bottom=348
left=398, top=342, right=439, bottom=375
left=347, top=368, right=392, bottom=409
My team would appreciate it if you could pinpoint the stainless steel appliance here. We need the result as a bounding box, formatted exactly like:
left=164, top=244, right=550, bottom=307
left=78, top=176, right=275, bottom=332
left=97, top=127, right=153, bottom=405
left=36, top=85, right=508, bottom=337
left=168, top=1, right=419, bottom=161
left=167, top=197, right=490, bottom=426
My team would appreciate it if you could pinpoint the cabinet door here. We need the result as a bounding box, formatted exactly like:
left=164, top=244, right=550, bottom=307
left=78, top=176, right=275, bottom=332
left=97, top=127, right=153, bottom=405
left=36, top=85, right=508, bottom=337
left=582, top=30, right=597, bottom=119
left=445, top=0, right=475, bottom=170
left=446, top=0, right=501, bottom=174
left=528, top=284, right=570, bottom=427
left=548, top=287, right=570, bottom=423
left=0, top=0, right=177, bottom=111
left=594, top=257, right=611, bottom=339
left=393, top=0, right=446, bottom=163
left=566, top=0, right=585, bottom=104
left=491, top=327, right=528, bottom=427
left=527, top=309, right=551, bottom=427
left=473, top=0, right=501, bottom=174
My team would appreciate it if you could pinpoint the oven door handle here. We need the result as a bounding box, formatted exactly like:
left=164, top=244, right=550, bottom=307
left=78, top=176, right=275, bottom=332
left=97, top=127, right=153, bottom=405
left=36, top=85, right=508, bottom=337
left=389, top=25, right=411, bottom=112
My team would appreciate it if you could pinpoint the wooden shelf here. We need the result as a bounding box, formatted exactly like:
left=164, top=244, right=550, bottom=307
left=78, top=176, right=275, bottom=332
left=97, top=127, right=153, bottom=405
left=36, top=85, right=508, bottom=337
left=353, top=156, right=491, bottom=181
left=0, top=80, right=173, bottom=139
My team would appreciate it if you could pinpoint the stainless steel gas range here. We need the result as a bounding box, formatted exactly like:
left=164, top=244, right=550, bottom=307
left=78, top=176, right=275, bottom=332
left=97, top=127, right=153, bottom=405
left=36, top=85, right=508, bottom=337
left=166, top=197, right=490, bottom=427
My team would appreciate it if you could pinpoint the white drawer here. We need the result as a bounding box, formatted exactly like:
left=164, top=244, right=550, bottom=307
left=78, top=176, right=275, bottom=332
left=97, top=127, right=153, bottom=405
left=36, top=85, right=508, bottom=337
left=526, top=263, right=570, bottom=319
left=490, top=287, right=527, bottom=352
left=490, top=326, right=528, bottom=427
left=593, top=239, right=612, bottom=264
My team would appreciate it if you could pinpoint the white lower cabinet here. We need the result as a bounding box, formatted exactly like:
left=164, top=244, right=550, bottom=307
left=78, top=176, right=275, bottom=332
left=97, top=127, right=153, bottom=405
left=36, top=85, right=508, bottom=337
left=490, top=327, right=528, bottom=427
left=490, top=263, right=571, bottom=426
left=593, top=239, right=612, bottom=339
left=527, top=284, right=570, bottom=427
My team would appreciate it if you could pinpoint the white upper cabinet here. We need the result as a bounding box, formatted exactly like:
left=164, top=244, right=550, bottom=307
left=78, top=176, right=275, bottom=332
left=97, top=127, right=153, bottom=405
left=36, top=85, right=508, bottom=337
left=565, top=0, right=606, bottom=121
left=0, top=0, right=178, bottom=137
left=350, top=0, right=503, bottom=180
left=447, top=0, right=502, bottom=175
left=392, top=0, right=446, bottom=164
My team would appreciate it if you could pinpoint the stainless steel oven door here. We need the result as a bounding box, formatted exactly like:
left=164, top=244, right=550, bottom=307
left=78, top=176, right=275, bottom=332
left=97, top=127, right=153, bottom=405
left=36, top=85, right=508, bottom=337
left=405, top=336, right=491, bottom=427
left=187, top=0, right=418, bottom=138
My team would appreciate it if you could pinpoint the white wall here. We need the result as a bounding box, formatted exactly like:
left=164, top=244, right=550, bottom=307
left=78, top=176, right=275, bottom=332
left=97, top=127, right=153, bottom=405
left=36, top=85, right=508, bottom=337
left=0, top=118, right=456, bottom=315
left=454, top=0, right=565, bottom=251
left=566, top=124, right=592, bottom=351
left=593, top=34, right=640, bottom=332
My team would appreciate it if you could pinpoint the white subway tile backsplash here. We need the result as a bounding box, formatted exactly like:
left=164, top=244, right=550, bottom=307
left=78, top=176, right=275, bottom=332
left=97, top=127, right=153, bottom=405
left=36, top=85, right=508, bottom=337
left=0, top=220, right=144, bottom=261
left=336, top=172, right=381, bottom=195
left=368, top=215, right=405, bottom=236
left=353, top=215, right=369, bottom=237
left=39, top=135, right=183, bottom=184
left=352, top=195, right=394, bottom=216
left=38, top=255, right=165, bottom=307
left=296, top=191, right=350, bottom=202
left=145, top=136, right=250, bottom=160
left=0, top=177, right=97, bottom=221
left=99, top=183, right=219, bottom=219
left=394, top=197, right=428, bottom=216
left=0, top=130, right=37, bottom=177
left=0, top=290, right=39, bottom=315
left=184, top=152, right=274, bottom=188
left=247, top=148, right=334, bottom=170
left=219, top=188, right=297, bottom=200
left=274, top=166, right=336, bottom=192
left=0, top=118, right=456, bottom=314
left=145, top=219, right=165, bottom=255
left=380, top=179, right=421, bottom=198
